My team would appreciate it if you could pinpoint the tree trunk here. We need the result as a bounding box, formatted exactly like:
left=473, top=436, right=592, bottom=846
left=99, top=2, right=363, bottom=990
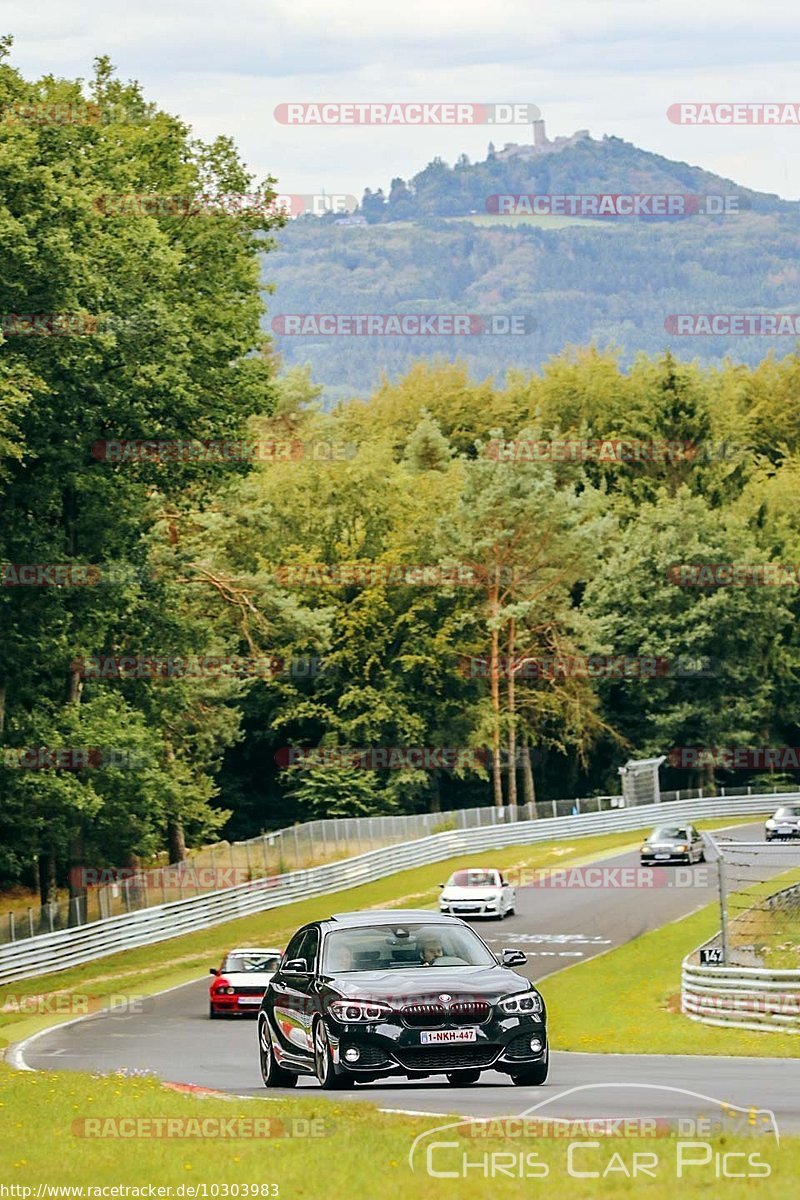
left=168, top=819, right=188, bottom=865
left=0, top=683, right=6, bottom=733
left=489, top=571, right=504, bottom=809
left=429, top=772, right=442, bottom=813
left=507, top=618, right=518, bottom=811
left=521, top=730, right=536, bottom=809
left=68, top=828, right=87, bottom=926
left=39, top=847, right=57, bottom=905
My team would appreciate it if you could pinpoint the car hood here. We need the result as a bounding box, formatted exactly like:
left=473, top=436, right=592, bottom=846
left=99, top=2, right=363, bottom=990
left=322, top=965, right=532, bottom=1004
left=441, top=885, right=502, bottom=899
left=216, top=972, right=274, bottom=987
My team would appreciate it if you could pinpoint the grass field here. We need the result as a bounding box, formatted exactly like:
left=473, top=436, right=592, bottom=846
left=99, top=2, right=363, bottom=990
left=0, top=1062, right=796, bottom=1197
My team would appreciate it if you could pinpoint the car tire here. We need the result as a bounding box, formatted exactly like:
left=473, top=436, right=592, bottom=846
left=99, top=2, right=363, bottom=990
left=697, top=850, right=705, bottom=863
left=209, top=1003, right=220, bottom=1019
left=258, top=1015, right=298, bottom=1088
left=446, top=1070, right=481, bottom=1086
left=313, top=1018, right=350, bottom=1090
left=510, top=1050, right=549, bottom=1086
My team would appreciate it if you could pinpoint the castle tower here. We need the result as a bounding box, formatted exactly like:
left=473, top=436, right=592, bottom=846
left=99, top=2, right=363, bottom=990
left=533, top=118, right=547, bottom=146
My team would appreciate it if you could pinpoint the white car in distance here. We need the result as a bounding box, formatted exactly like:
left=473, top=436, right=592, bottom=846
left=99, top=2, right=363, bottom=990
left=439, top=868, right=516, bottom=919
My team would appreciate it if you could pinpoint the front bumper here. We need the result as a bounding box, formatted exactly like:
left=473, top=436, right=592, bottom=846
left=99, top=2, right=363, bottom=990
left=640, top=851, right=690, bottom=864
left=210, top=992, right=265, bottom=1014
left=765, top=828, right=800, bottom=840
left=326, top=1013, right=546, bottom=1077
left=440, top=899, right=501, bottom=917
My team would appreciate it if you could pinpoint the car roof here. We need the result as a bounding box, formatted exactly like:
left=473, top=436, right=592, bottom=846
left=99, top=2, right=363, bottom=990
left=326, top=909, right=462, bottom=926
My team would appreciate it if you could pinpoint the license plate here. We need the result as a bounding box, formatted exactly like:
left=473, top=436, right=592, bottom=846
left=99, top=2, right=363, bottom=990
left=779, top=827, right=793, bottom=833
left=238, top=996, right=262, bottom=1005
left=420, top=1029, right=477, bottom=1044
left=655, top=853, right=671, bottom=860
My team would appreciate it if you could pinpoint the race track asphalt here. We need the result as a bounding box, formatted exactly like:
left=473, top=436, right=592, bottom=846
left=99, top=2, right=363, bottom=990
left=14, top=820, right=800, bottom=1129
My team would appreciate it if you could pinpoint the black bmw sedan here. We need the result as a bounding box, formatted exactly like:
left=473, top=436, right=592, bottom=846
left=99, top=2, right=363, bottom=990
left=256, top=909, right=548, bottom=1090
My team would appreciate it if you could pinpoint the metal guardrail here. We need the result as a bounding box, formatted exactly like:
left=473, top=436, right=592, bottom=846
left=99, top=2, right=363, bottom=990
left=682, top=880, right=800, bottom=1034
left=0, top=792, right=787, bottom=986
left=5, top=783, right=794, bottom=942
left=682, top=952, right=800, bottom=1034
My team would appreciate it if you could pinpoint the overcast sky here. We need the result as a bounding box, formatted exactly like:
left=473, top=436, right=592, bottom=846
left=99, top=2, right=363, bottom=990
left=7, top=0, right=800, bottom=200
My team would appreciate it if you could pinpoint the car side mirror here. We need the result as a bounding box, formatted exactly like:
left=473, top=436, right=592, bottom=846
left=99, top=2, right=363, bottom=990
left=209, top=968, right=219, bottom=975
left=501, top=948, right=526, bottom=967
left=283, top=957, right=309, bottom=974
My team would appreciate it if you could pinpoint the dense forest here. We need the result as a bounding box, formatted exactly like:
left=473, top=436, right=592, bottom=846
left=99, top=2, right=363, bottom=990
left=3, top=51, right=800, bottom=902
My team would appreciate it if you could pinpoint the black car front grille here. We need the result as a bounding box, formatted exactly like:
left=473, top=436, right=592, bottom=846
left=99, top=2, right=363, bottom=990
left=394, top=1045, right=501, bottom=1071
left=234, top=986, right=266, bottom=996
left=401, top=1001, right=491, bottom=1028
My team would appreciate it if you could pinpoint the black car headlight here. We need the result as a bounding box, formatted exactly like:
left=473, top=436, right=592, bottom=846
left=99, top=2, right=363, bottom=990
left=499, top=991, right=543, bottom=1015
left=328, top=999, right=393, bottom=1023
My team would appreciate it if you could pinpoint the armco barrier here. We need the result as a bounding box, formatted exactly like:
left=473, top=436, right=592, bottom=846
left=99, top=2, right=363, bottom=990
left=682, top=948, right=800, bottom=1034
left=0, top=793, right=785, bottom=985
left=682, top=880, right=800, bottom=1034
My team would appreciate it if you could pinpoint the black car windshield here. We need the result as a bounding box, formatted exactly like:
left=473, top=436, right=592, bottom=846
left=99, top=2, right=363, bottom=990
left=321, top=923, right=497, bottom=971
left=774, top=808, right=800, bottom=819
left=223, top=953, right=280, bottom=972
left=649, top=826, right=688, bottom=841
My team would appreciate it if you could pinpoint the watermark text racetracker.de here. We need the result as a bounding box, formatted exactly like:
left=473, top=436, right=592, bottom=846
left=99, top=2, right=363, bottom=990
left=487, top=194, right=743, bottom=217
left=502, top=865, right=710, bottom=888
left=270, top=314, right=535, bottom=336
left=668, top=102, right=800, bottom=124
left=666, top=314, right=800, bottom=336
left=275, top=746, right=486, bottom=771
left=274, top=102, right=540, bottom=125
left=408, top=1086, right=778, bottom=1181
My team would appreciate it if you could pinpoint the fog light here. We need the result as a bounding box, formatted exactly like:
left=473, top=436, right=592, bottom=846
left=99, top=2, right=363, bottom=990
left=344, top=1046, right=360, bottom=1063
left=529, top=1037, right=543, bottom=1053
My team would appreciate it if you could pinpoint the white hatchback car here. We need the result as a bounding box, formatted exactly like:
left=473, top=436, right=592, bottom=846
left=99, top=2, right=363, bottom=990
left=439, top=868, right=516, bottom=919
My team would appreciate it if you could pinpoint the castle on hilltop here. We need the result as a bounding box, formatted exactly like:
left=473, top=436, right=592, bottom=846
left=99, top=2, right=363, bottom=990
left=490, top=119, right=592, bottom=162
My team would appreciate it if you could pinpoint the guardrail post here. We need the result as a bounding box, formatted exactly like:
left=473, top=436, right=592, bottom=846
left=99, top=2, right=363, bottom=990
left=293, top=825, right=300, bottom=868
left=551, top=800, right=557, bottom=819
left=27, top=907, right=34, bottom=938
left=8, top=912, right=14, bottom=942
left=718, top=854, right=730, bottom=965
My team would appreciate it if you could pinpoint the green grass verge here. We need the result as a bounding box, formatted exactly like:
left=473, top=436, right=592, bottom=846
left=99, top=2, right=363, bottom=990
left=0, top=1062, right=796, bottom=1196
left=544, top=900, right=800, bottom=1058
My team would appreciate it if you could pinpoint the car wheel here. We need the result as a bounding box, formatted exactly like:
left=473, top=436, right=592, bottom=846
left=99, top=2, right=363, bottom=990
left=510, top=1050, right=549, bottom=1086
left=258, top=1015, right=297, bottom=1088
left=697, top=850, right=705, bottom=863
left=446, top=1070, right=481, bottom=1086
left=313, top=1018, right=350, bottom=1090
left=209, top=1003, right=220, bottom=1019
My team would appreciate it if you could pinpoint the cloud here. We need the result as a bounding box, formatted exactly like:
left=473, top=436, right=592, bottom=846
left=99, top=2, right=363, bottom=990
left=5, top=0, right=800, bottom=199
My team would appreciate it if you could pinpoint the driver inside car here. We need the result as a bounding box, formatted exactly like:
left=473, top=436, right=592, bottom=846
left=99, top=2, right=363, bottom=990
left=418, top=934, right=445, bottom=965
